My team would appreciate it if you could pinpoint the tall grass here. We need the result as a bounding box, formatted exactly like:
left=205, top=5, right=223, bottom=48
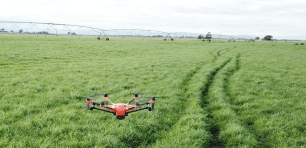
left=1, top=35, right=306, bottom=147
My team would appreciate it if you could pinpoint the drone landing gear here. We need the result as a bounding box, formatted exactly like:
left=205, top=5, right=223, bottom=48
left=116, top=116, right=125, bottom=120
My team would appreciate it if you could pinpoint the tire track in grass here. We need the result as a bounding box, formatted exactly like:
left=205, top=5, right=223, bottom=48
left=211, top=48, right=229, bottom=62
left=149, top=49, right=232, bottom=148
left=149, top=62, right=211, bottom=148
left=200, top=58, right=232, bottom=148
left=147, top=48, right=230, bottom=147
left=224, top=54, right=264, bottom=147
left=121, top=61, right=207, bottom=148
left=204, top=54, right=258, bottom=147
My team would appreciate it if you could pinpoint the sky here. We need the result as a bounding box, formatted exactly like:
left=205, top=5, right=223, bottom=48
left=1, top=0, right=306, bottom=39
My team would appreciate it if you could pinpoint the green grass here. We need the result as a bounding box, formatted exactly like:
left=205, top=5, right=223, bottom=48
left=0, top=35, right=306, bottom=147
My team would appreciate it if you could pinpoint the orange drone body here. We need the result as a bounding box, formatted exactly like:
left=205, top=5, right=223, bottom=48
left=86, top=94, right=156, bottom=120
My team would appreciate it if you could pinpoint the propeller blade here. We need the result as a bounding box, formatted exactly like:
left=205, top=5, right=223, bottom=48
left=142, top=97, right=157, bottom=100
left=134, top=93, right=144, bottom=97
left=142, top=96, right=166, bottom=99
left=92, top=93, right=108, bottom=97
left=87, top=104, right=90, bottom=110
left=136, top=101, right=142, bottom=106
left=134, top=93, right=144, bottom=95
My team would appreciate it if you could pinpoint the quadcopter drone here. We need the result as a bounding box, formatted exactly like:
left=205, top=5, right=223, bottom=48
left=86, top=93, right=156, bottom=120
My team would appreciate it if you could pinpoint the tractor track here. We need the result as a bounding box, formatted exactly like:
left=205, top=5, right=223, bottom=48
left=200, top=58, right=232, bottom=148
left=223, top=53, right=241, bottom=106
left=124, top=48, right=236, bottom=147
left=223, top=53, right=264, bottom=147
left=210, top=48, right=229, bottom=63
left=127, top=62, right=207, bottom=147
left=148, top=48, right=229, bottom=147
left=203, top=53, right=259, bottom=147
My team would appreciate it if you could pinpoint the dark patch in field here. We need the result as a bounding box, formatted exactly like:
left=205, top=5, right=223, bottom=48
left=73, top=96, right=85, bottom=100
left=90, top=86, right=101, bottom=91
left=123, top=85, right=131, bottom=90
left=210, top=124, right=225, bottom=148
left=261, top=108, right=276, bottom=115
left=23, top=108, right=41, bottom=116
left=247, top=121, right=254, bottom=126
left=1, top=105, right=11, bottom=112
left=258, top=135, right=266, bottom=147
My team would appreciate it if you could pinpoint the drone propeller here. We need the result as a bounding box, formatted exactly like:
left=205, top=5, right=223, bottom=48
left=96, top=93, right=108, bottom=97
left=128, top=93, right=144, bottom=105
left=142, top=96, right=166, bottom=99
left=134, top=93, right=144, bottom=97
left=142, top=97, right=157, bottom=110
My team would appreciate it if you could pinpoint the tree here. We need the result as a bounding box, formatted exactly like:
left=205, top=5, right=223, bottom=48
left=0, top=28, right=4, bottom=32
left=19, top=29, right=23, bottom=33
left=255, top=37, right=260, bottom=40
left=263, top=35, right=273, bottom=41
left=67, top=32, right=70, bottom=35
left=205, top=32, right=212, bottom=39
left=198, top=34, right=203, bottom=39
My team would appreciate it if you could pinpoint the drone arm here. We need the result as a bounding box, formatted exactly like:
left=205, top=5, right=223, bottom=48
left=127, top=106, right=139, bottom=111
left=102, top=105, right=114, bottom=110
left=128, top=97, right=138, bottom=105
left=126, top=107, right=150, bottom=115
left=128, top=94, right=139, bottom=105
left=90, top=107, right=116, bottom=115
left=128, top=99, right=135, bottom=105
left=103, top=97, right=114, bottom=105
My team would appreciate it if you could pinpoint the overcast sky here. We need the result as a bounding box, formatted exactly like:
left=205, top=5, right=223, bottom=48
left=1, top=0, right=306, bottom=39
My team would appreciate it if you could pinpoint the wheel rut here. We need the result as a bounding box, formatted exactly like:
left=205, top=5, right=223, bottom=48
left=200, top=58, right=232, bottom=148
left=223, top=53, right=263, bottom=147
left=203, top=53, right=259, bottom=147
left=135, top=62, right=207, bottom=147
left=146, top=48, right=234, bottom=147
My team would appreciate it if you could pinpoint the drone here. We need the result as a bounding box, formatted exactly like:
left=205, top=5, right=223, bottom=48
left=86, top=93, right=156, bottom=120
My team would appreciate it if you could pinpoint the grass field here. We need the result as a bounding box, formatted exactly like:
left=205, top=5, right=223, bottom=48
left=0, top=35, right=306, bottom=147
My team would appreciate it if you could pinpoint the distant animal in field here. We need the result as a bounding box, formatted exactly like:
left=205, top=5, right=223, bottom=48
left=97, top=37, right=100, bottom=40
left=171, top=38, right=174, bottom=41
left=106, top=38, right=109, bottom=41
left=164, top=38, right=166, bottom=41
